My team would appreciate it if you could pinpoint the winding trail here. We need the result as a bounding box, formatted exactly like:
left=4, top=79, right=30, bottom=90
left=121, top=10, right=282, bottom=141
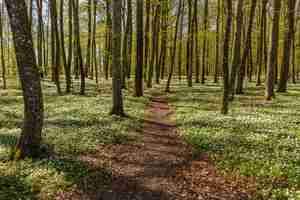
left=57, top=94, right=254, bottom=200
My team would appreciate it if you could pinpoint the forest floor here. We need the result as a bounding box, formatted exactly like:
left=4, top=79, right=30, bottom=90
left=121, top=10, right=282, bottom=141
left=0, top=79, right=300, bottom=200
left=57, top=93, right=254, bottom=200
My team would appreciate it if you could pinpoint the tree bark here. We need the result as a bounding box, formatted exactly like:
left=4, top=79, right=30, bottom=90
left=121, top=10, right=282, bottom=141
left=135, top=0, right=144, bottom=97
left=221, top=0, right=232, bottom=115
left=236, top=0, right=257, bottom=94
left=5, top=0, right=44, bottom=159
left=229, top=0, right=244, bottom=100
left=166, top=0, right=182, bottom=92
left=277, top=0, right=296, bottom=92
left=265, top=0, right=281, bottom=100
left=111, top=0, right=125, bottom=116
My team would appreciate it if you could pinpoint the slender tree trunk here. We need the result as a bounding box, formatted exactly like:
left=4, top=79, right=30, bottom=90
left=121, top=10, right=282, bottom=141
left=265, top=0, right=281, bottom=100
left=0, top=2, right=6, bottom=89
left=144, top=0, right=151, bottom=80
left=187, top=0, right=192, bottom=87
left=201, top=0, right=208, bottom=84
left=122, top=0, right=133, bottom=86
left=229, top=0, right=244, bottom=100
left=221, top=0, right=232, bottom=115
left=256, top=0, right=268, bottom=86
left=50, top=0, right=62, bottom=94
left=66, top=0, right=73, bottom=93
left=178, top=1, right=184, bottom=81
left=277, top=0, right=296, bottom=92
left=166, top=0, right=182, bottom=92
left=104, top=0, right=112, bottom=80
left=91, top=0, right=97, bottom=81
left=292, top=36, right=296, bottom=83
left=60, top=0, right=67, bottom=80
left=111, top=0, right=125, bottom=116
left=236, top=0, right=257, bottom=94
left=135, top=0, right=144, bottom=97
left=214, top=0, right=220, bottom=83
left=194, top=0, right=200, bottom=84
left=86, top=0, right=92, bottom=78
left=37, top=0, right=43, bottom=77
left=73, top=0, right=85, bottom=95
left=147, top=3, right=159, bottom=88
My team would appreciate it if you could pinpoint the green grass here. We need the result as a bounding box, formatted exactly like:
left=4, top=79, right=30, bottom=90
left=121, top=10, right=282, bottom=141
left=167, top=81, right=300, bottom=200
left=0, top=78, right=149, bottom=200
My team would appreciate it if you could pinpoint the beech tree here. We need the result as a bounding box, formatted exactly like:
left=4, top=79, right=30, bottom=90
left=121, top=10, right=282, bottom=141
left=266, top=0, right=282, bottom=100
left=135, top=0, right=144, bottom=97
left=277, top=0, right=296, bottom=92
left=221, top=0, right=232, bottom=115
left=111, top=0, right=125, bottom=116
left=5, top=0, right=44, bottom=159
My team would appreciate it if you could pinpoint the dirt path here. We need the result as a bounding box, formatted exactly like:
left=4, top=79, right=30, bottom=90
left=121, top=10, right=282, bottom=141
left=57, top=95, right=255, bottom=200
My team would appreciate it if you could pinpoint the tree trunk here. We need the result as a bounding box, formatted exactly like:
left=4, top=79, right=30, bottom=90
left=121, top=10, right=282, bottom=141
left=135, top=0, right=144, bottom=97
left=214, top=0, right=220, bottom=83
left=178, top=1, right=184, bottom=81
left=86, top=0, right=92, bottom=78
left=122, top=0, right=133, bottom=87
left=236, top=0, right=257, bottom=94
left=110, top=0, right=125, bottom=116
left=104, top=0, right=112, bottom=80
left=50, top=0, right=62, bottom=94
left=256, top=0, right=268, bottom=86
left=229, top=0, right=244, bottom=100
left=277, top=0, right=296, bottom=92
left=73, top=0, right=85, bottom=95
left=5, top=0, right=44, bottom=159
left=265, top=0, right=281, bottom=100
left=66, top=0, right=73, bottom=93
left=144, top=0, right=151, bottom=80
left=201, top=0, right=208, bottom=84
left=194, top=0, right=200, bottom=84
left=165, top=0, right=182, bottom=92
left=0, top=2, right=6, bottom=89
left=186, top=0, right=192, bottom=87
left=221, top=0, right=232, bottom=115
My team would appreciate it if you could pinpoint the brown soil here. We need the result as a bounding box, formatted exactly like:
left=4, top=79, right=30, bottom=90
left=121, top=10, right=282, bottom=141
left=56, top=95, right=256, bottom=200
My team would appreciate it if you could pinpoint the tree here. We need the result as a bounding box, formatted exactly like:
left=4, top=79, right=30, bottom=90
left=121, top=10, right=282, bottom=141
left=5, top=0, right=44, bottom=159
left=256, top=0, right=268, bottom=86
left=166, top=0, right=182, bottom=92
left=104, top=0, right=112, bottom=80
left=178, top=1, right=185, bottom=81
left=236, top=0, right=257, bottom=94
left=122, top=0, right=133, bottom=86
left=229, top=0, right=244, bottom=100
left=86, top=0, right=92, bottom=78
left=201, top=0, right=209, bottom=84
left=73, top=0, right=85, bottom=95
left=194, top=0, right=200, bottom=84
left=50, top=0, right=62, bottom=94
left=66, top=0, right=73, bottom=93
left=135, top=0, right=144, bottom=97
left=110, top=0, right=125, bottom=116
left=0, top=2, right=6, bottom=89
left=221, top=0, right=232, bottom=115
left=266, top=0, right=281, bottom=100
left=277, top=0, right=296, bottom=92
left=214, top=0, right=220, bottom=83
left=144, top=0, right=151, bottom=80
left=147, top=2, right=160, bottom=88
left=186, top=0, right=192, bottom=87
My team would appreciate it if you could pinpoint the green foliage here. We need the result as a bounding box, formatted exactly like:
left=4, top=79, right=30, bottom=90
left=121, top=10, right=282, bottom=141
left=168, top=81, right=300, bottom=200
left=0, top=78, right=149, bottom=199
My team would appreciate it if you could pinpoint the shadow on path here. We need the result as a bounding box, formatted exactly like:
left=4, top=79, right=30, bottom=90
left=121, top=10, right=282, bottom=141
left=57, top=94, right=255, bottom=200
